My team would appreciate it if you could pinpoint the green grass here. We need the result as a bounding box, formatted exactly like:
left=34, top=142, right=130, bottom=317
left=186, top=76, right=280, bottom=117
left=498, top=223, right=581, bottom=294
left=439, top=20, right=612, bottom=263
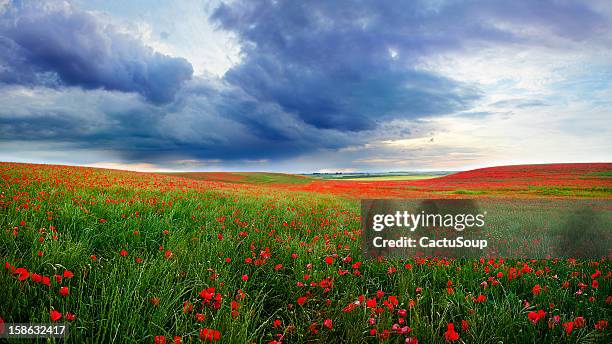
left=527, top=186, right=612, bottom=197
left=450, top=189, right=487, bottom=195
left=585, top=171, right=612, bottom=178
left=237, top=172, right=313, bottom=184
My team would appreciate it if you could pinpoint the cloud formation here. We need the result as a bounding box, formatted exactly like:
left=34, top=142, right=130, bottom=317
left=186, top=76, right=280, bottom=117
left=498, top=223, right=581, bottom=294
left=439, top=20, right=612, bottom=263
left=0, top=1, right=193, bottom=103
left=212, top=1, right=485, bottom=131
left=0, top=0, right=611, bottom=170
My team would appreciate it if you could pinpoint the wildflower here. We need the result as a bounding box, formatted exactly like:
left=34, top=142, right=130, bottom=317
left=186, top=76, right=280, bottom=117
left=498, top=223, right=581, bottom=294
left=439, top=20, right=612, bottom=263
left=528, top=310, right=546, bottom=325
left=532, top=284, right=541, bottom=296
left=366, top=298, right=377, bottom=308
left=15, top=267, right=29, bottom=281
left=199, top=328, right=220, bottom=342
left=323, top=318, right=333, bottom=329
left=60, top=286, right=69, bottom=297
left=461, top=319, right=469, bottom=332
left=50, top=310, right=62, bottom=321
left=31, top=273, right=42, bottom=283
left=183, top=301, right=193, bottom=313
left=154, top=336, right=166, bottom=344
left=573, top=317, right=585, bottom=328
left=444, top=323, right=459, bottom=341
left=595, top=320, right=608, bottom=330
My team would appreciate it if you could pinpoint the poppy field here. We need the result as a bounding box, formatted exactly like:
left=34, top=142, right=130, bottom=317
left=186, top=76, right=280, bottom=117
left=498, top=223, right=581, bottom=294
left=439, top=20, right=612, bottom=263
left=0, top=162, right=611, bottom=343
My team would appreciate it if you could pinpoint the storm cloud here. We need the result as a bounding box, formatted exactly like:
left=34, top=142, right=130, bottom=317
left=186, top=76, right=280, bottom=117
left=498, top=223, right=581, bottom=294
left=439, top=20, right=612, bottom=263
left=0, top=1, right=193, bottom=103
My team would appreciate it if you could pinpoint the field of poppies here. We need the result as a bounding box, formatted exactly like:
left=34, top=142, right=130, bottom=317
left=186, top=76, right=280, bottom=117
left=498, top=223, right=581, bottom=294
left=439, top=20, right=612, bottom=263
left=0, top=162, right=610, bottom=343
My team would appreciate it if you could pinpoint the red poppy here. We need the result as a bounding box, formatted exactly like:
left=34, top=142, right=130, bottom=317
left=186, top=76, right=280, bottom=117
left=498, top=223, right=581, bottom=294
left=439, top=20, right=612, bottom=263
left=528, top=310, right=546, bottom=325
left=323, top=318, right=333, bottom=329
left=562, top=321, right=574, bottom=334
left=50, top=310, right=62, bottom=321
left=60, top=286, right=69, bottom=297
left=120, top=249, right=128, bottom=257
left=366, top=298, right=377, bottom=308
left=595, top=320, right=608, bottom=330
left=154, top=336, right=166, bottom=344
left=31, top=273, right=42, bottom=283
left=183, top=301, right=193, bottom=313
left=444, top=323, right=459, bottom=341
left=65, top=313, right=76, bottom=321
left=199, top=328, right=220, bottom=342
left=461, top=320, right=469, bottom=332
left=15, top=267, right=29, bottom=281
left=63, top=270, right=74, bottom=278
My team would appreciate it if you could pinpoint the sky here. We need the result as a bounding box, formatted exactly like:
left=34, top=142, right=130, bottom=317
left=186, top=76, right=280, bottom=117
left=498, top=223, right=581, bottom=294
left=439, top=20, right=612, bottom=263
left=0, top=0, right=611, bottom=173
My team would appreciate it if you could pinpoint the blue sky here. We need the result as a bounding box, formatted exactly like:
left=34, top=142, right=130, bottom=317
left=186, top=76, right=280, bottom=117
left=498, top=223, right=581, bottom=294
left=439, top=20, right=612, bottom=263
left=0, top=0, right=611, bottom=172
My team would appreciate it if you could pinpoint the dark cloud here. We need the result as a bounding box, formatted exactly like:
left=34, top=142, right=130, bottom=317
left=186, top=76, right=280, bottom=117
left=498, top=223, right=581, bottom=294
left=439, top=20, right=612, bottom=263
left=212, top=1, right=484, bottom=131
left=211, top=0, right=605, bottom=131
left=0, top=81, right=355, bottom=163
left=0, top=1, right=193, bottom=103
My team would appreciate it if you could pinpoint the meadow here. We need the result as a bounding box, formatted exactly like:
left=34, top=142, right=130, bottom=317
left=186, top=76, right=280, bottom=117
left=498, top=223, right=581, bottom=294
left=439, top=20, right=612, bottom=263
left=0, top=162, right=611, bottom=343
